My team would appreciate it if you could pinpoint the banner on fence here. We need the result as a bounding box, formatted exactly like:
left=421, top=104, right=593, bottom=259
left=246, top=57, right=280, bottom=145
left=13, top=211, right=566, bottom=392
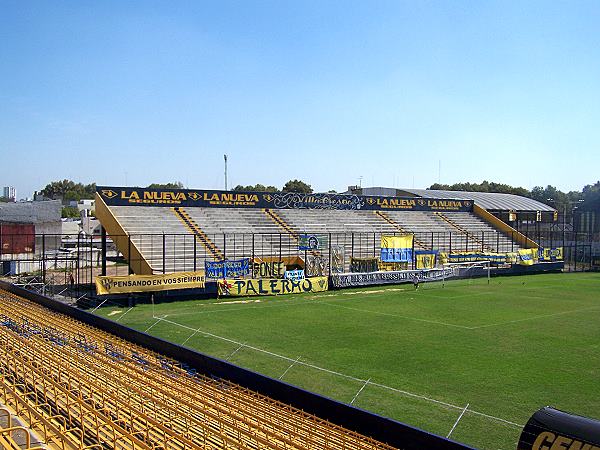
left=331, top=268, right=454, bottom=288
left=284, top=269, right=305, bottom=281
left=331, top=245, right=345, bottom=273
left=298, top=234, right=327, bottom=251
left=518, top=248, right=538, bottom=266
left=415, top=251, right=437, bottom=269
left=378, top=261, right=406, bottom=272
left=252, top=260, right=286, bottom=278
left=350, top=257, right=379, bottom=273
left=446, top=251, right=508, bottom=264
left=539, top=247, right=563, bottom=261
left=218, top=276, right=328, bottom=297
left=205, top=258, right=250, bottom=278
left=306, top=255, right=328, bottom=276
left=380, top=235, right=413, bottom=263
left=96, top=271, right=206, bottom=295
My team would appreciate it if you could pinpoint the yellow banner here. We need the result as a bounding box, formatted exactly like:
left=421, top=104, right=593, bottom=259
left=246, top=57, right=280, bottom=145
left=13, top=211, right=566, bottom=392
left=518, top=248, right=538, bottom=266
left=96, top=271, right=205, bottom=295
left=381, top=235, right=413, bottom=249
left=541, top=247, right=563, bottom=261
left=218, top=276, right=328, bottom=297
left=438, top=252, right=448, bottom=265
left=416, top=253, right=436, bottom=269
left=552, top=247, right=563, bottom=260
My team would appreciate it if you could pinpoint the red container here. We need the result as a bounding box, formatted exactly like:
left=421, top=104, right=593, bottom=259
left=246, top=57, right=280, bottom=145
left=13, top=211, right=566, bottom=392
left=0, top=223, right=35, bottom=254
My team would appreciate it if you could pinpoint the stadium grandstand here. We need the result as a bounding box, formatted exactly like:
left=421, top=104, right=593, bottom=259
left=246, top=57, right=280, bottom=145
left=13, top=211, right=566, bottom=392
left=94, top=186, right=542, bottom=276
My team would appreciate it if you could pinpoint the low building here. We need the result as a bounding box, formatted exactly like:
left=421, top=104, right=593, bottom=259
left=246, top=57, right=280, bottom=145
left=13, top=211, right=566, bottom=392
left=0, top=200, right=62, bottom=256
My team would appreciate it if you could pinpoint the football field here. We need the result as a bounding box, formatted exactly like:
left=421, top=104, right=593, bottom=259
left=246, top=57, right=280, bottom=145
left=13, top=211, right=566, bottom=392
left=95, top=272, right=600, bottom=450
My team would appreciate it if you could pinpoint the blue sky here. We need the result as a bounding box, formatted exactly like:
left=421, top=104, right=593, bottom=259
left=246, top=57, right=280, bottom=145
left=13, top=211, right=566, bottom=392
left=1, top=0, right=599, bottom=199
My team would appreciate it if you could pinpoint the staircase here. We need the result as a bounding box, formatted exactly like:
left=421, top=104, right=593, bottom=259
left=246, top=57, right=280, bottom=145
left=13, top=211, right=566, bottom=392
left=263, top=209, right=299, bottom=240
left=172, top=207, right=224, bottom=260
left=433, top=212, right=494, bottom=252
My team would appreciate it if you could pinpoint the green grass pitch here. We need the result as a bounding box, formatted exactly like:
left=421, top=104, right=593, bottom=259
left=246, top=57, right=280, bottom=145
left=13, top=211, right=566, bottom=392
left=95, top=272, right=600, bottom=450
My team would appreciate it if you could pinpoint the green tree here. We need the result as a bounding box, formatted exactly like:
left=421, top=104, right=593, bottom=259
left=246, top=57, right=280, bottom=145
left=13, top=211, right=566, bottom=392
left=581, top=181, right=600, bottom=210
left=282, top=179, right=313, bottom=193
left=147, top=182, right=184, bottom=189
left=429, top=180, right=529, bottom=197
left=428, top=180, right=591, bottom=213
left=233, top=184, right=279, bottom=192
left=40, top=180, right=96, bottom=203
left=61, top=206, right=80, bottom=218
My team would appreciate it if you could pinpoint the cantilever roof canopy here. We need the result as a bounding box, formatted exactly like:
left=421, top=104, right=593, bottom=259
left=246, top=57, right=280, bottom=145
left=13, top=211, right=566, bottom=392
left=397, top=189, right=555, bottom=212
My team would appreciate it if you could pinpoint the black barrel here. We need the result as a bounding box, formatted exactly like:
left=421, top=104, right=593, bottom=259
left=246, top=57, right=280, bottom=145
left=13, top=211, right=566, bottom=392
left=518, top=407, right=600, bottom=450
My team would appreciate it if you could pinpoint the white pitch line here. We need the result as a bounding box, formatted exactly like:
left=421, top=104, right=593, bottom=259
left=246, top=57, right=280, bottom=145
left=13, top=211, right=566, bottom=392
left=226, top=343, right=246, bottom=361
left=320, top=302, right=472, bottom=330
left=469, top=306, right=600, bottom=330
left=154, top=316, right=523, bottom=428
left=447, top=403, right=470, bottom=438
left=279, top=356, right=302, bottom=380
left=182, top=327, right=202, bottom=346
left=115, top=306, right=135, bottom=323
left=350, top=378, right=371, bottom=405
left=91, top=298, right=110, bottom=313
left=144, top=315, right=166, bottom=333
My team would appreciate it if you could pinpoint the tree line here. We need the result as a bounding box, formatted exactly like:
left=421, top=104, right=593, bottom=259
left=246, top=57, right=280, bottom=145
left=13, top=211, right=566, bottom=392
left=428, top=181, right=600, bottom=213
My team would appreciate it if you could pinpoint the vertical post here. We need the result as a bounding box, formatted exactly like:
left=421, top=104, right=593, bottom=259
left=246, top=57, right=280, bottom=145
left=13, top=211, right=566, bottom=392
left=351, top=233, right=354, bottom=259
left=328, top=232, right=332, bottom=276
left=465, top=233, right=469, bottom=252
left=411, top=234, right=415, bottom=270
left=251, top=233, right=255, bottom=265
left=90, top=234, right=93, bottom=286
left=304, top=245, right=307, bottom=269
left=101, top=226, right=107, bottom=276
left=162, top=233, right=166, bottom=274
left=573, top=232, right=577, bottom=272
left=563, top=206, right=566, bottom=251
left=373, top=232, right=376, bottom=258
left=224, top=154, right=228, bottom=190
left=431, top=232, right=434, bottom=250
left=128, top=235, right=133, bottom=275
left=481, top=231, right=484, bottom=252
left=449, top=232, right=452, bottom=254
left=76, top=233, right=81, bottom=296
left=223, top=233, right=226, bottom=259
left=279, top=233, right=282, bottom=261
left=193, top=236, right=197, bottom=271
left=42, top=234, right=46, bottom=285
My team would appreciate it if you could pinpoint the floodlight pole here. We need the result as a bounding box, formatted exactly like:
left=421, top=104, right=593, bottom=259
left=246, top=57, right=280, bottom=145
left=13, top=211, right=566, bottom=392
left=224, top=154, right=228, bottom=191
